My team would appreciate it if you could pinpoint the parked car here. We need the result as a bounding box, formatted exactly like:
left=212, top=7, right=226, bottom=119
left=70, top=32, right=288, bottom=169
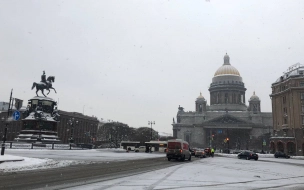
left=238, top=150, right=258, bottom=160
left=166, top=139, right=191, bottom=161
left=189, top=148, right=197, bottom=156
left=134, top=146, right=146, bottom=152
left=232, top=149, right=242, bottom=154
left=204, top=148, right=211, bottom=156
left=274, top=151, right=290, bottom=159
left=195, top=149, right=206, bottom=158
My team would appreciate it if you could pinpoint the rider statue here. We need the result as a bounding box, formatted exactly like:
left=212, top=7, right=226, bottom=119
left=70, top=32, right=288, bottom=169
left=41, top=71, right=47, bottom=86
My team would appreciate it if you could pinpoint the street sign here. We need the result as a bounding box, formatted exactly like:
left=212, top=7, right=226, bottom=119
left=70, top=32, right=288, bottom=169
left=12, top=110, right=20, bottom=121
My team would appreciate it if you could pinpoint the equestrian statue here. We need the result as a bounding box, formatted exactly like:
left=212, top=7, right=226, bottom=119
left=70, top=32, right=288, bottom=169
left=31, top=71, right=57, bottom=97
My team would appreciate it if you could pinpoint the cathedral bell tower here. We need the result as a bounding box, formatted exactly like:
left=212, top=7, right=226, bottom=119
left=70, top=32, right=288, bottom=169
left=248, top=91, right=261, bottom=113
left=195, top=92, right=206, bottom=113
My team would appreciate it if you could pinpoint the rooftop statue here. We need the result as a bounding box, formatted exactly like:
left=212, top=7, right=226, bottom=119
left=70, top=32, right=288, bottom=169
left=31, top=71, right=57, bottom=97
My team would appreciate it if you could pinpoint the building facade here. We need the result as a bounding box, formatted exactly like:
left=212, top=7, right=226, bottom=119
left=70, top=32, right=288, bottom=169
left=172, top=54, right=272, bottom=151
left=270, top=63, right=304, bottom=156
left=58, top=111, right=99, bottom=144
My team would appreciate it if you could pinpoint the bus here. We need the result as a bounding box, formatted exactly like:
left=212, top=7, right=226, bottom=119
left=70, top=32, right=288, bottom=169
left=145, top=141, right=168, bottom=152
left=120, top=141, right=140, bottom=151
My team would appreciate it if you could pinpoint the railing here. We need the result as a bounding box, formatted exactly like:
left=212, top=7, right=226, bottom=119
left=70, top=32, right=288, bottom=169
left=3, top=142, right=93, bottom=150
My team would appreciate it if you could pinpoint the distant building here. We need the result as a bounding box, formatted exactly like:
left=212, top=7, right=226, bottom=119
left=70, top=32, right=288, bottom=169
left=0, top=102, right=10, bottom=111
left=270, top=63, right=304, bottom=156
left=172, top=54, right=272, bottom=151
left=58, top=111, right=99, bottom=144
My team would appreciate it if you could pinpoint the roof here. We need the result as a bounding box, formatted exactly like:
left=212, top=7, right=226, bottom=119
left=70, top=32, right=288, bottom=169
left=274, top=63, right=304, bottom=83
left=214, top=54, right=240, bottom=77
left=196, top=92, right=205, bottom=100
left=249, top=91, right=260, bottom=101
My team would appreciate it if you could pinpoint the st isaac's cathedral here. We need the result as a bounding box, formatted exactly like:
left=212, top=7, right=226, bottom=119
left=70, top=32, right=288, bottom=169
left=172, top=54, right=272, bottom=151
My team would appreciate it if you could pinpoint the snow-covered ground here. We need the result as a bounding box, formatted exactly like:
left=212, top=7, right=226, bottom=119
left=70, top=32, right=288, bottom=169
left=2, top=150, right=304, bottom=189
left=0, top=148, right=164, bottom=173
left=61, top=155, right=304, bottom=190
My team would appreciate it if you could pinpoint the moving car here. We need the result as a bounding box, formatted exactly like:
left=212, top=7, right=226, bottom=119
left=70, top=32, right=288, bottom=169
left=238, top=150, right=258, bottom=160
left=195, top=149, right=206, bottom=158
left=166, top=139, right=191, bottom=161
left=274, top=151, right=290, bottom=159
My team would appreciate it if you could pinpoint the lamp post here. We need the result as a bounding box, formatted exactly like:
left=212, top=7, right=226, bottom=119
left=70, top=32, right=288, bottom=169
left=67, top=118, right=78, bottom=144
left=148, top=121, right=155, bottom=141
left=1, top=89, right=12, bottom=156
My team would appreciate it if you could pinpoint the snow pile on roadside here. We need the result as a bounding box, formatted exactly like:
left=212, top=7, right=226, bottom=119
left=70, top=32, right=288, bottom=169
left=98, top=148, right=127, bottom=153
left=0, top=154, right=24, bottom=162
left=0, top=155, right=85, bottom=173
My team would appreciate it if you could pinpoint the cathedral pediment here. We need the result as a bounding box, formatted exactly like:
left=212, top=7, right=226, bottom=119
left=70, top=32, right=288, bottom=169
left=204, top=114, right=250, bottom=124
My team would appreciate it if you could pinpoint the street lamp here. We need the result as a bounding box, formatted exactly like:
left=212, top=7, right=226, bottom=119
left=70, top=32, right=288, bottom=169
left=148, top=121, right=155, bottom=140
left=67, top=118, right=78, bottom=144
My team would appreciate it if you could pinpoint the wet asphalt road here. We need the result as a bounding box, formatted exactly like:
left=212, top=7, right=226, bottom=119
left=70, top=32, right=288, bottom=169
left=0, top=156, right=197, bottom=190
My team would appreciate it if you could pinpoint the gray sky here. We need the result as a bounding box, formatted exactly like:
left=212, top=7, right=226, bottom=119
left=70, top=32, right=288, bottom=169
left=0, top=0, right=304, bottom=134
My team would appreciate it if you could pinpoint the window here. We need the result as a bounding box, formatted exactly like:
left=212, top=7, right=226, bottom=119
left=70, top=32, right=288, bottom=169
left=284, top=118, right=288, bottom=125
left=183, top=143, right=188, bottom=150
left=168, top=142, right=181, bottom=149
left=300, top=82, right=304, bottom=87
left=282, top=96, right=286, bottom=104
left=301, top=93, right=304, bottom=100
left=283, top=107, right=287, bottom=114
left=302, top=116, right=304, bottom=125
left=302, top=105, right=304, bottom=113
left=300, top=71, right=303, bottom=75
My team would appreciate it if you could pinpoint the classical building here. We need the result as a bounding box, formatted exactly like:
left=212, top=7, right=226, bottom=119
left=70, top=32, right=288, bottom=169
left=172, top=54, right=272, bottom=151
left=270, top=63, right=304, bottom=156
left=58, top=111, right=99, bottom=144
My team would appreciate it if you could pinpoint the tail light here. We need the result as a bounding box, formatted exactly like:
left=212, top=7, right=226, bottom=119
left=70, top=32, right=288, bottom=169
left=180, top=149, right=183, bottom=153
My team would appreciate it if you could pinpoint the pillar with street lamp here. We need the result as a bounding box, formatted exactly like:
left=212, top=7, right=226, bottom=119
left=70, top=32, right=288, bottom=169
left=148, top=121, right=155, bottom=140
left=1, top=89, right=13, bottom=156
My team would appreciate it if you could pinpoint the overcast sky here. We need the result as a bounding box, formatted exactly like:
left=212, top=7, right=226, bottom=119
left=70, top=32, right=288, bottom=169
left=0, top=0, right=304, bottom=134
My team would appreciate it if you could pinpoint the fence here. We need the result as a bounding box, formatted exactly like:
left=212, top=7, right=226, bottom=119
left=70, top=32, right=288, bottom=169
left=4, top=142, right=91, bottom=150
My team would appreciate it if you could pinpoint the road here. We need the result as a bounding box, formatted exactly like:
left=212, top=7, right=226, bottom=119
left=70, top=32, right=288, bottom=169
left=0, top=156, right=193, bottom=190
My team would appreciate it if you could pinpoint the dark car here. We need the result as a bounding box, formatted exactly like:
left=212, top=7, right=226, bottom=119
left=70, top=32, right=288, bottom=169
left=274, top=151, right=290, bottom=159
left=238, top=151, right=258, bottom=160
left=189, top=148, right=198, bottom=156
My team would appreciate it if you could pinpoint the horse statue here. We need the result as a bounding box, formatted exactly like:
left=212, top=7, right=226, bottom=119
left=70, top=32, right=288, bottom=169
left=31, top=76, right=57, bottom=97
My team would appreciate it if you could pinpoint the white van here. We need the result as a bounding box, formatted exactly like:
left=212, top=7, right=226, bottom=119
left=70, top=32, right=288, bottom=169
left=166, top=139, right=191, bottom=161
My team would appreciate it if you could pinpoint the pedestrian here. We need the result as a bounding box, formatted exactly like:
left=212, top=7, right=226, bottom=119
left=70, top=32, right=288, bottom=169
left=211, top=148, right=215, bottom=157
left=208, top=148, right=211, bottom=157
left=149, top=146, right=152, bottom=153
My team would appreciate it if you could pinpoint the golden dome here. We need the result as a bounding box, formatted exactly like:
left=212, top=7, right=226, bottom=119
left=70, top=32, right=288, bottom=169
left=214, top=53, right=240, bottom=77
left=197, top=92, right=205, bottom=100
left=214, top=65, right=240, bottom=76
